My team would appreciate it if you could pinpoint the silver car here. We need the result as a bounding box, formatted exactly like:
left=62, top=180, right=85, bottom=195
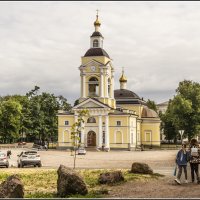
left=0, top=152, right=9, bottom=168
left=17, top=151, right=42, bottom=168
left=77, top=147, right=86, bottom=155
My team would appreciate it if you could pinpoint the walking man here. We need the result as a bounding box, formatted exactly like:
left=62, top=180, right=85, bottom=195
left=174, top=144, right=189, bottom=184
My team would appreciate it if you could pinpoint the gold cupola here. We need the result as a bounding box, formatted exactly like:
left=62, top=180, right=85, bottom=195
left=119, top=69, right=127, bottom=83
left=119, top=69, right=127, bottom=89
left=94, top=10, right=101, bottom=31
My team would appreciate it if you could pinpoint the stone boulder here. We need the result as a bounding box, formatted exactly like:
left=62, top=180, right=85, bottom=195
left=0, top=175, right=24, bottom=198
left=131, top=162, right=153, bottom=174
left=98, top=171, right=124, bottom=184
left=57, top=165, right=88, bottom=197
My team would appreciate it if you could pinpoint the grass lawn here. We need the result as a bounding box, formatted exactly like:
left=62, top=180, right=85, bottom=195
left=0, top=168, right=164, bottom=198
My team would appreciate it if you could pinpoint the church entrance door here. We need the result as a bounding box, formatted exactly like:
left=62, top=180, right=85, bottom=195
left=87, top=131, right=96, bottom=146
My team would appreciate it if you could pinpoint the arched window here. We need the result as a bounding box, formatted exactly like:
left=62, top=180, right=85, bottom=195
left=108, top=78, right=111, bottom=97
left=87, top=117, right=96, bottom=123
left=88, top=77, right=99, bottom=97
left=93, top=39, right=99, bottom=47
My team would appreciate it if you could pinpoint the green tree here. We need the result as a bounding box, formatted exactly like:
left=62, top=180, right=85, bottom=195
left=146, top=99, right=157, bottom=113
left=26, top=85, right=40, bottom=97
left=162, top=80, right=200, bottom=141
left=0, top=86, right=72, bottom=143
left=27, top=87, right=71, bottom=143
left=71, top=109, right=89, bottom=169
left=0, top=99, right=22, bottom=143
left=74, top=99, right=79, bottom=106
left=160, top=104, right=178, bottom=142
left=57, top=95, right=72, bottom=111
left=9, top=95, right=32, bottom=141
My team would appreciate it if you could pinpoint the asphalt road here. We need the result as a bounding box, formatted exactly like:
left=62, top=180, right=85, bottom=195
left=0, top=148, right=178, bottom=175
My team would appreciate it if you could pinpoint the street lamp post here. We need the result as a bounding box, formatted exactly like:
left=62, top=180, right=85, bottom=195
left=179, top=130, right=184, bottom=144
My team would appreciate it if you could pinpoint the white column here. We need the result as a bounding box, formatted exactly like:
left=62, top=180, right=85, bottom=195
left=105, top=76, right=109, bottom=98
left=98, top=115, right=102, bottom=148
left=81, top=75, right=83, bottom=97
left=105, top=115, right=110, bottom=149
left=82, top=74, right=86, bottom=98
left=100, top=70, right=104, bottom=97
left=111, top=71, right=114, bottom=98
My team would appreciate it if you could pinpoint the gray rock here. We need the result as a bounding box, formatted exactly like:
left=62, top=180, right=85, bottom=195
left=98, top=171, right=124, bottom=184
left=0, top=175, right=24, bottom=198
left=131, top=162, right=153, bottom=174
left=57, top=165, right=88, bottom=197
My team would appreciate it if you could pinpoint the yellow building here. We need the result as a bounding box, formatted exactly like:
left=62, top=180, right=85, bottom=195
left=57, top=13, right=161, bottom=151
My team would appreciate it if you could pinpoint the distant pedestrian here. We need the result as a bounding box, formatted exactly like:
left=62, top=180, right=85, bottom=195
left=188, top=138, right=200, bottom=183
left=7, top=150, right=11, bottom=159
left=174, top=144, right=189, bottom=185
left=44, top=143, right=48, bottom=151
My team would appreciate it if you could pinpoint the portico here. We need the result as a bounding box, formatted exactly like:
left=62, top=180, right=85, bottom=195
left=73, top=98, right=111, bottom=150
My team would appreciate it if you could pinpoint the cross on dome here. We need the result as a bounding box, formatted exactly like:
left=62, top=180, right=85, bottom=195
left=94, top=9, right=101, bottom=27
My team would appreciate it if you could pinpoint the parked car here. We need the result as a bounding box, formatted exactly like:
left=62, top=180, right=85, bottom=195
left=77, top=147, right=86, bottom=155
left=18, top=141, right=26, bottom=146
left=0, top=152, right=9, bottom=168
left=32, top=144, right=48, bottom=151
left=17, top=151, right=42, bottom=168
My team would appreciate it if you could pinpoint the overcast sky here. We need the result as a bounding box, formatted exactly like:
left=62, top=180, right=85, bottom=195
left=1, top=1, right=200, bottom=105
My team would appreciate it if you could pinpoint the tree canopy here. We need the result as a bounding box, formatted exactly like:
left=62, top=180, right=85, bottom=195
left=0, top=86, right=72, bottom=143
left=146, top=99, right=158, bottom=113
left=161, top=80, right=200, bottom=141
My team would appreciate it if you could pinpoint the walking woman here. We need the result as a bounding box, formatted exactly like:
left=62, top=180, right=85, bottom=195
left=188, top=138, right=200, bottom=183
left=174, top=144, right=189, bottom=184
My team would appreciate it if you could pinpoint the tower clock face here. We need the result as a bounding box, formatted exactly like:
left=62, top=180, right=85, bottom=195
left=91, top=66, right=96, bottom=72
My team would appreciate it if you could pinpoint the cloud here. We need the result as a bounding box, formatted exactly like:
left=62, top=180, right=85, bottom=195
left=0, top=2, right=200, bottom=105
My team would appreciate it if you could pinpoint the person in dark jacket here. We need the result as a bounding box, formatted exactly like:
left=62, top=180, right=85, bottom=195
left=188, top=138, right=200, bottom=183
left=7, top=150, right=12, bottom=159
left=174, top=144, right=189, bottom=184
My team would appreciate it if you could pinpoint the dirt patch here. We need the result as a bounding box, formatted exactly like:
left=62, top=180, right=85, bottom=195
left=106, top=175, right=200, bottom=198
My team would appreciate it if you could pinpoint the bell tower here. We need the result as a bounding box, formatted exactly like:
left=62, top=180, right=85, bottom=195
left=79, top=12, right=116, bottom=109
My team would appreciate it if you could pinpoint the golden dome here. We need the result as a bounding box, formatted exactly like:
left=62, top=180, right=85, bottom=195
left=119, top=69, right=127, bottom=82
left=94, top=10, right=101, bottom=26
left=94, top=19, right=101, bottom=26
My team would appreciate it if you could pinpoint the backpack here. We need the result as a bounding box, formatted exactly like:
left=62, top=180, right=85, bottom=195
left=191, top=146, right=199, bottom=157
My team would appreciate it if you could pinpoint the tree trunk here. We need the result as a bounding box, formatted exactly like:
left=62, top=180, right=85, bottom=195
left=73, top=147, right=77, bottom=169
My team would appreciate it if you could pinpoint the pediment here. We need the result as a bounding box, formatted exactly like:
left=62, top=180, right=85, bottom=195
left=73, top=98, right=110, bottom=109
left=80, top=59, right=104, bottom=68
left=80, top=101, right=103, bottom=108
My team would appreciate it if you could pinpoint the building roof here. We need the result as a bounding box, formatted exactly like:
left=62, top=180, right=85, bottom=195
left=157, top=101, right=169, bottom=106
left=141, top=106, right=159, bottom=118
left=84, top=48, right=110, bottom=58
left=114, top=89, right=140, bottom=99
left=91, top=31, right=103, bottom=37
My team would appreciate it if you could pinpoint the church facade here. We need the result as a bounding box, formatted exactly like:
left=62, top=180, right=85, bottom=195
left=57, top=14, right=161, bottom=151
